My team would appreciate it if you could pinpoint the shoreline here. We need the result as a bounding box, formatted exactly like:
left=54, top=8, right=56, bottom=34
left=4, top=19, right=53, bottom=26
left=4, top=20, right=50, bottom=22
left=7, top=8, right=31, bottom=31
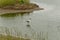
left=0, top=3, right=44, bottom=15
left=0, top=7, right=43, bottom=15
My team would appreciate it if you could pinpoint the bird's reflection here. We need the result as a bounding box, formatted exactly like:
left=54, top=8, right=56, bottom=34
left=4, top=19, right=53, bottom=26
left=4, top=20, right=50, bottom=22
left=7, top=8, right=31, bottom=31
left=26, top=18, right=31, bottom=28
left=26, top=24, right=31, bottom=27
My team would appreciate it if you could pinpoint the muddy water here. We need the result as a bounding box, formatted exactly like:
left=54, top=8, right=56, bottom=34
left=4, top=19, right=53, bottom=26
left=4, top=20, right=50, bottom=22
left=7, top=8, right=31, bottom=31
left=0, top=0, right=60, bottom=40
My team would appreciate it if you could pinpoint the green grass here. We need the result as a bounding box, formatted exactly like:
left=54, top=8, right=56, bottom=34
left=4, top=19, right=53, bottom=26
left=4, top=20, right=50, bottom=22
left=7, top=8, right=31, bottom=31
left=0, top=0, right=16, bottom=7
left=0, top=0, right=30, bottom=7
left=19, top=0, right=30, bottom=4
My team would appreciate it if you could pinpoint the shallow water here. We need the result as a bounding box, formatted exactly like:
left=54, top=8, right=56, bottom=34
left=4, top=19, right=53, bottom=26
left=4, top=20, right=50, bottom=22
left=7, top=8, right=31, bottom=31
left=0, top=0, right=60, bottom=40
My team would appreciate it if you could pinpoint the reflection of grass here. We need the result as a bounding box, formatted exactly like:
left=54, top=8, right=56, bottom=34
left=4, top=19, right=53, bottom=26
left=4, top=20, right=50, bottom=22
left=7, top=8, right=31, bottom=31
left=0, top=12, right=30, bottom=17
left=0, top=13, right=17, bottom=17
left=0, top=13, right=25, bottom=17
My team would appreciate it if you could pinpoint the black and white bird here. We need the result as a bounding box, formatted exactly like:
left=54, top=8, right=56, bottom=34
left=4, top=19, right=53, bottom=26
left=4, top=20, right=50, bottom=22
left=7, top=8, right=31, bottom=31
left=26, top=18, right=31, bottom=27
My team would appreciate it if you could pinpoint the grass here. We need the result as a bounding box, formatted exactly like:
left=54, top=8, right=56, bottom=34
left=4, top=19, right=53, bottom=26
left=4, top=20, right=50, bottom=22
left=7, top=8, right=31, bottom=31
left=19, top=0, right=30, bottom=4
left=0, top=0, right=30, bottom=7
left=0, top=0, right=16, bottom=7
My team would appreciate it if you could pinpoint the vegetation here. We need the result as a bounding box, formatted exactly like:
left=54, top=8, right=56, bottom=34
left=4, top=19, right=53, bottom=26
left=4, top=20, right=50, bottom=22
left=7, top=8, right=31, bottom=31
left=0, top=27, right=48, bottom=40
left=19, top=0, right=30, bottom=4
left=0, top=0, right=16, bottom=7
left=0, top=27, right=30, bottom=40
left=0, top=0, right=41, bottom=12
left=0, top=0, right=30, bottom=7
left=0, top=0, right=42, bottom=14
left=0, top=34, right=30, bottom=40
